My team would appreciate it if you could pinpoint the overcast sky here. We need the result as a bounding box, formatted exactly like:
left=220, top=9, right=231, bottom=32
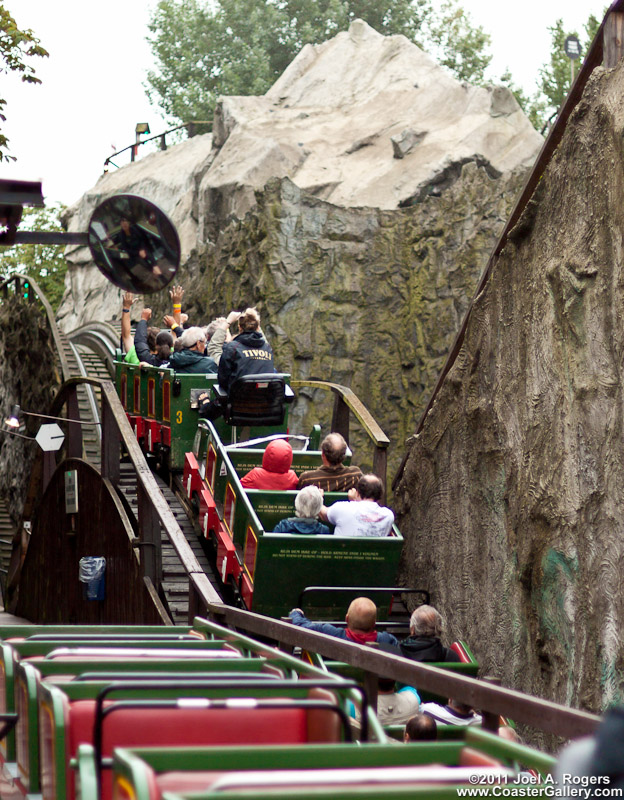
left=1, top=0, right=610, bottom=207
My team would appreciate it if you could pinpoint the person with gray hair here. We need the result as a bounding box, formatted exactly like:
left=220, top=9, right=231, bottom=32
left=379, top=604, right=460, bottom=662
left=273, top=486, right=331, bottom=535
left=399, top=604, right=460, bottom=662
left=168, top=326, right=218, bottom=374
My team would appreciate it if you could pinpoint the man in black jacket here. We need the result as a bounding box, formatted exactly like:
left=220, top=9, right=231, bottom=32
left=381, top=604, right=460, bottom=662
left=199, top=308, right=274, bottom=418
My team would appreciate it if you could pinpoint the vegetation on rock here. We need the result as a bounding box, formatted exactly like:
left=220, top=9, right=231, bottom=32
left=151, top=167, right=525, bottom=479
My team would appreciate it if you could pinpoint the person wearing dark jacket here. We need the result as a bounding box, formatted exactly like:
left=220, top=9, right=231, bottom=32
left=217, top=307, right=274, bottom=391
left=289, top=597, right=399, bottom=646
left=199, top=307, right=274, bottom=418
left=168, top=327, right=217, bottom=374
left=381, top=604, right=460, bottom=662
left=273, top=486, right=331, bottom=534
left=134, top=308, right=173, bottom=367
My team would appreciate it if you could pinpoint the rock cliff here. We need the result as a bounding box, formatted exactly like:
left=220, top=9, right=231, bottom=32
left=57, top=20, right=541, bottom=474
left=395, top=60, right=624, bottom=714
left=0, top=301, right=60, bottom=523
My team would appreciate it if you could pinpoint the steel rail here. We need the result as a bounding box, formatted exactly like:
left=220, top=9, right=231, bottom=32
left=67, top=324, right=119, bottom=376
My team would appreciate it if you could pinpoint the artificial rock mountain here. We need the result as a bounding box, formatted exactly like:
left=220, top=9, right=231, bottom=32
left=57, top=20, right=541, bottom=476
left=395, top=57, right=624, bottom=715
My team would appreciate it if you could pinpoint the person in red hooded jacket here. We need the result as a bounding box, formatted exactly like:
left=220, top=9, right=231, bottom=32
left=240, top=439, right=299, bottom=490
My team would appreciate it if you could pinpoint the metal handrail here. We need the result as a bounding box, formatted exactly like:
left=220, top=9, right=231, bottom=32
left=292, top=380, right=389, bottom=448
left=103, top=120, right=212, bottom=171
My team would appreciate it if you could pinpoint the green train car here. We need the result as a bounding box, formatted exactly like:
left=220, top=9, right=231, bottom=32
left=115, top=360, right=403, bottom=618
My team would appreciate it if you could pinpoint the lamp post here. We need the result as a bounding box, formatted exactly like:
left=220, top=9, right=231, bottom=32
left=564, top=34, right=582, bottom=86
left=132, top=122, right=151, bottom=162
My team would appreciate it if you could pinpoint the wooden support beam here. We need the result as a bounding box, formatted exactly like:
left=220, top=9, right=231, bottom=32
left=331, top=392, right=350, bottom=444
left=66, top=387, right=83, bottom=460
left=100, top=398, right=120, bottom=485
left=604, top=12, right=624, bottom=68
left=137, top=481, right=162, bottom=588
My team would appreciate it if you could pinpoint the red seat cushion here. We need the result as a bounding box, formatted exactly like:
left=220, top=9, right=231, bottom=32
left=459, top=747, right=502, bottom=768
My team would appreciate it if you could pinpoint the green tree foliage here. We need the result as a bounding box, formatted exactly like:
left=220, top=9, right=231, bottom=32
left=146, top=0, right=491, bottom=123
left=424, top=1, right=491, bottom=85
left=0, top=4, right=48, bottom=161
left=499, top=11, right=604, bottom=134
left=0, top=205, right=67, bottom=311
left=531, top=12, right=604, bottom=131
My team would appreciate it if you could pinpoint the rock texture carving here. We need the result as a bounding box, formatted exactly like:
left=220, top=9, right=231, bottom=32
left=58, top=19, right=541, bottom=332
left=395, top=62, right=624, bottom=714
left=0, top=302, right=60, bottom=523
left=174, top=168, right=526, bottom=475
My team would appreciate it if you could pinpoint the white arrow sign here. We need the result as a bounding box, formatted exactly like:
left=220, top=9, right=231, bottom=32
left=35, top=423, right=65, bottom=452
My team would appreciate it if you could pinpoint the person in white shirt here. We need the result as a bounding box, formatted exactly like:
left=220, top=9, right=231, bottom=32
left=320, top=474, right=394, bottom=537
left=421, top=698, right=482, bottom=726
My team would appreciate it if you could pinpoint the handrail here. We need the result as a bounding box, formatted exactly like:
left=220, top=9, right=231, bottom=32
left=291, top=380, right=389, bottom=447
left=0, top=272, right=71, bottom=382
left=291, top=379, right=389, bottom=499
left=47, top=377, right=222, bottom=610
left=199, top=605, right=600, bottom=740
left=393, top=1, right=624, bottom=489
left=103, top=120, right=212, bottom=171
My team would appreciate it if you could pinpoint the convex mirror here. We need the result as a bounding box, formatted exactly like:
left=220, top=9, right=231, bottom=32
left=87, top=194, right=180, bottom=294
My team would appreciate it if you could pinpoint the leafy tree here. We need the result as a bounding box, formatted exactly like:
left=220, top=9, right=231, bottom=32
left=498, top=11, right=605, bottom=134
left=424, top=0, right=491, bottom=85
left=533, top=11, right=605, bottom=129
left=146, top=0, right=491, bottom=123
left=0, top=4, right=48, bottom=161
left=0, top=204, right=67, bottom=311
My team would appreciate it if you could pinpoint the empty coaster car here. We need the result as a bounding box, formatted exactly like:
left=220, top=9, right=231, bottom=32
left=0, top=632, right=235, bottom=784
left=105, top=726, right=556, bottom=800
left=40, top=677, right=364, bottom=800
left=211, top=373, right=295, bottom=427
left=10, top=658, right=292, bottom=798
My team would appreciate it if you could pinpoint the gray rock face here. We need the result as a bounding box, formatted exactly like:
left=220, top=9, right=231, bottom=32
left=57, top=19, right=541, bottom=332
left=0, top=303, right=60, bottom=523
left=394, top=62, right=624, bottom=715
left=178, top=167, right=526, bottom=478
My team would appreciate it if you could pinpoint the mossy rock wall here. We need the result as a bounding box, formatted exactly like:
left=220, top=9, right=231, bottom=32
left=149, top=165, right=525, bottom=477
left=394, top=62, right=624, bottom=716
left=0, top=302, right=60, bottom=523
